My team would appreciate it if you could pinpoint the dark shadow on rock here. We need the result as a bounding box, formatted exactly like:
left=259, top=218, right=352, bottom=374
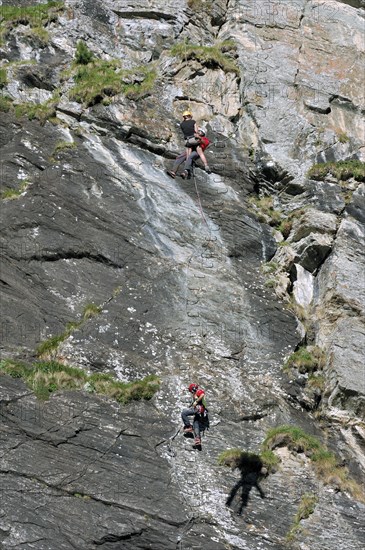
left=226, top=454, right=265, bottom=515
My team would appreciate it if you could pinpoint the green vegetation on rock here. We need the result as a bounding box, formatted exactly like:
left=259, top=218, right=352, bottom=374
left=217, top=448, right=280, bottom=473
left=14, top=93, right=60, bottom=125
left=284, top=346, right=325, bottom=374
left=52, top=140, right=77, bottom=156
left=248, top=195, right=282, bottom=227
left=0, top=2, right=64, bottom=43
left=1, top=180, right=30, bottom=200
left=69, top=58, right=157, bottom=106
left=36, top=302, right=103, bottom=358
left=75, top=40, right=94, bottom=65
left=0, top=67, right=7, bottom=88
left=286, top=492, right=318, bottom=542
left=263, top=425, right=364, bottom=501
left=0, top=359, right=160, bottom=403
left=170, top=40, right=239, bottom=75
left=263, top=425, right=321, bottom=454
left=0, top=95, right=13, bottom=112
left=307, top=160, right=365, bottom=182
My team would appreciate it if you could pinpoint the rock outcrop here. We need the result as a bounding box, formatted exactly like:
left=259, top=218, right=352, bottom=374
left=0, top=1, right=364, bottom=548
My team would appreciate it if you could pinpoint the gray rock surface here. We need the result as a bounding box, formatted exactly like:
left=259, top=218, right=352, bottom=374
left=0, top=0, right=364, bottom=548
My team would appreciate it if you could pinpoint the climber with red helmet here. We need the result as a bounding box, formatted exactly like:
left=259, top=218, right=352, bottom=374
left=181, top=383, right=207, bottom=446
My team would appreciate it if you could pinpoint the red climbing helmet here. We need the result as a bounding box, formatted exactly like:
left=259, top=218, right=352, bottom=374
left=188, top=383, right=199, bottom=393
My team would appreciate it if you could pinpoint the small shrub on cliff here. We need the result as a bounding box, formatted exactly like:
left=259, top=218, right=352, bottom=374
left=170, top=40, right=239, bottom=75
left=75, top=40, right=94, bottom=65
left=0, top=68, right=7, bottom=88
left=307, top=160, right=365, bottom=182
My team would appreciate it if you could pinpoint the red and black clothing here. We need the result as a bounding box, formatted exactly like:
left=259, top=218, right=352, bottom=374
left=181, top=388, right=207, bottom=438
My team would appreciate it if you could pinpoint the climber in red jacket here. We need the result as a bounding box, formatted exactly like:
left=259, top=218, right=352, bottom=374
left=181, top=383, right=207, bottom=445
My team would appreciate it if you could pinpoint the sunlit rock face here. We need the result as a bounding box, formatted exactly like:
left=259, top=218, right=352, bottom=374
left=0, top=1, right=364, bottom=548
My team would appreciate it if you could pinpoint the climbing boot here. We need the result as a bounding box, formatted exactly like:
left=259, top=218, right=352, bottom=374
left=194, top=436, right=201, bottom=445
left=183, top=426, right=193, bottom=433
left=167, top=170, right=176, bottom=178
left=181, top=170, right=188, bottom=179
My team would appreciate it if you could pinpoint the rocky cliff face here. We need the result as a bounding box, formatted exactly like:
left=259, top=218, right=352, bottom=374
left=0, top=1, right=364, bottom=549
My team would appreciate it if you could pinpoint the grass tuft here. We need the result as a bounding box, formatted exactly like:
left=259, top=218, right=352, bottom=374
left=284, top=346, right=325, bottom=374
left=0, top=2, right=64, bottom=43
left=286, top=492, right=318, bottom=542
left=0, top=359, right=160, bottom=403
left=36, top=302, right=103, bottom=359
left=170, top=40, right=239, bottom=75
left=53, top=140, right=76, bottom=155
left=69, top=59, right=157, bottom=106
left=217, top=448, right=280, bottom=473
left=263, top=425, right=364, bottom=502
left=263, top=425, right=321, bottom=455
left=1, top=179, right=30, bottom=200
left=0, top=95, right=13, bottom=112
left=14, top=93, right=59, bottom=125
left=307, top=160, right=365, bottom=182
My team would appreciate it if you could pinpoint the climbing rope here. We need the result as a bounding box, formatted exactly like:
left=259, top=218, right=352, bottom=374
left=192, top=167, right=210, bottom=229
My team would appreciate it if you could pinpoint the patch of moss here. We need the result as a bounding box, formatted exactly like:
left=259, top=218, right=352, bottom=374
left=170, top=40, right=239, bottom=75
left=1, top=179, right=30, bottom=200
left=0, top=359, right=160, bottom=404
left=307, top=160, right=365, bottom=182
left=53, top=140, right=77, bottom=155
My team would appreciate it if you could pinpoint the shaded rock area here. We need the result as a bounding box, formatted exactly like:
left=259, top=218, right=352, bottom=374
left=0, top=0, right=364, bottom=549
